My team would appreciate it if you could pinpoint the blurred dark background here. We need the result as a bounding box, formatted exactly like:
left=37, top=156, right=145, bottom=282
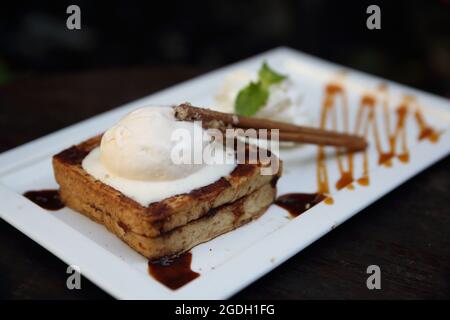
left=0, top=0, right=449, bottom=95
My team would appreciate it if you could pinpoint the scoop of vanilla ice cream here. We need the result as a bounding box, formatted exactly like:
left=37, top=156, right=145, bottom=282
left=100, top=106, right=202, bottom=181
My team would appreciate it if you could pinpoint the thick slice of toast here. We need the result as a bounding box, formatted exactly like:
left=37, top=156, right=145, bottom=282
left=53, top=135, right=281, bottom=239
left=74, top=182, right=275, bottom=259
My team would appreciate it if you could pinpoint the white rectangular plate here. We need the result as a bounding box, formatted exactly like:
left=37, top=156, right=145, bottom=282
left=0, top=47, right=449, bottom=299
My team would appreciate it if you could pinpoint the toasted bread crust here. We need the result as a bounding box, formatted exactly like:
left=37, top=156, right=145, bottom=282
left=53, top=135, right=282, bottom=238
left=65, top=181, right=275, bottom=259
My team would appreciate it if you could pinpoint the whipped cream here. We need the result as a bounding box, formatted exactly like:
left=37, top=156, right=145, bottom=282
left=213, top=69, right=313, bottom=126
left=82, top=106, right=236, bottom=206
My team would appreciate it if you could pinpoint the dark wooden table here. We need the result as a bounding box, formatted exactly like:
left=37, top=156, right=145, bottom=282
left=0, top=67, right=448, bottom=299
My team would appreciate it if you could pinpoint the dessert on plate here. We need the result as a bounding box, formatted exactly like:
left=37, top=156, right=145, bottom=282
left=53, top=105, right=282, bottom=260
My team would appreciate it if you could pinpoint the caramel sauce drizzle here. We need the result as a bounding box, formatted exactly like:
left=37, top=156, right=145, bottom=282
left=317, top=82, right=353, bottom=204
left=314, top=79, right=441, bottom=202
left=415, top=109, right=441, bottom=142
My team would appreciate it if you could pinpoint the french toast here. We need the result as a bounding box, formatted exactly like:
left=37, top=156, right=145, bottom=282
left=53, top=135, right=281, bottom=259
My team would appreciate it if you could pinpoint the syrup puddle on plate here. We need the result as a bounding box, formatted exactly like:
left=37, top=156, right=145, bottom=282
left=23, top=189, right=65, bottom=211
left=148, top=252, right=199, bottom=290
left=275, top=193, right=327, bottom=217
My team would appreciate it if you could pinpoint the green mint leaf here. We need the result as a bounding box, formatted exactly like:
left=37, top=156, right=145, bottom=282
left=234, top=81, right=269, bottom=116
left=233, top=62, right=286, bottom=116
left=258, top=62, right=287, bottom=88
